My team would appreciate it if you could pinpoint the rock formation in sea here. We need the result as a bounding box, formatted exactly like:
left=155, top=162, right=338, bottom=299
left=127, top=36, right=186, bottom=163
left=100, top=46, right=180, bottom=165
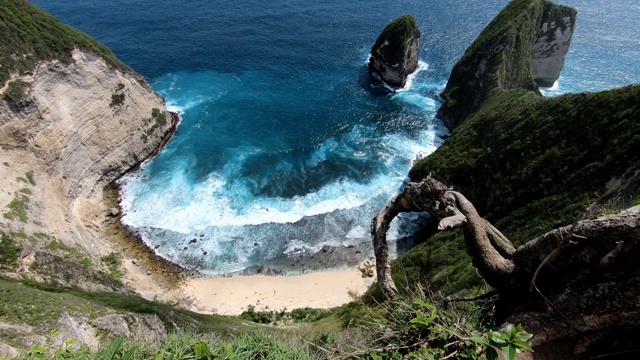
left=368, top=15, right=421, bottom=89
left=437, top=0, right=576, bottom=130
left=531, top=2, right=577, bottom=87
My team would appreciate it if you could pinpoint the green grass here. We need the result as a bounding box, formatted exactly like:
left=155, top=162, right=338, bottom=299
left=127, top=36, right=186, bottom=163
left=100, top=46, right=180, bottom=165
left=0, top=276, right=249, bottom=337
left=0, top=0, right=132, bottom=87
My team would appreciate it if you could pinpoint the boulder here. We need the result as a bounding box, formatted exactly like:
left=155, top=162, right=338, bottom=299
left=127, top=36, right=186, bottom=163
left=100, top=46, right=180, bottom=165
left=369, top=15, right=421, bottom=88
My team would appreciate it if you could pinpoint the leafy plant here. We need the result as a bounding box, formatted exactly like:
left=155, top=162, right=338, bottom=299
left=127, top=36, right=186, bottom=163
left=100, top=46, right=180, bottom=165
left=355, top=289, right=533, bottom=360
left=110, top=92, right=125, bottom=107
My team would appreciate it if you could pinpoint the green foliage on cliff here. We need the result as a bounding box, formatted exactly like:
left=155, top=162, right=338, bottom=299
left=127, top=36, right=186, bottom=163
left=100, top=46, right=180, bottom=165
left=0, top=0, right=131, bottom=87
left=395, top=85, right=640, bottom=294
left=413, top=85, right=640, bottom=243
left=371, top=15, right=420, bottom=65
left=0, top=233, right=21, bottom=269
left=439, top=0, right=576, bottom=129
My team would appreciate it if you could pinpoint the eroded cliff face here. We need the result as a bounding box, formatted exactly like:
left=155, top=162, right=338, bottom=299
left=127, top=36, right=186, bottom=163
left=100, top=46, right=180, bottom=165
left=437, top=0, right=576, bottom=130
left=369, top=15, right=421, bottom=89
left=0, top=50, right=174, bottom=282
left=531, top=2, right=576, bottom=87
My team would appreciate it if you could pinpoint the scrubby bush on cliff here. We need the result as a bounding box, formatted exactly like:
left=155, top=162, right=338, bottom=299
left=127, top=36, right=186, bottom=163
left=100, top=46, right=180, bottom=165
left=0, top=0, right=131, bottom=86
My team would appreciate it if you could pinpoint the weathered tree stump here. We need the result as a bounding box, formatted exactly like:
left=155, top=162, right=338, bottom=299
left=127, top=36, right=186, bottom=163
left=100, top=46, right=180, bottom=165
left=372, top=176, right=640, bottom=357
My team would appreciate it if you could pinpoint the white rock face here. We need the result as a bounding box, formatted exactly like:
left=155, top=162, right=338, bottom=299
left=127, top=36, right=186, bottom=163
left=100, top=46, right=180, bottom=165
left=0, top=49, right=173, bottom=259
left=531, top=7, right=576, bottom=87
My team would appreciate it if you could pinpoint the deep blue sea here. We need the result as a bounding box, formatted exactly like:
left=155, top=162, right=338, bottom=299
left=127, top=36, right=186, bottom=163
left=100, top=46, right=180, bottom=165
left=32, top=0, right=640, bottom=274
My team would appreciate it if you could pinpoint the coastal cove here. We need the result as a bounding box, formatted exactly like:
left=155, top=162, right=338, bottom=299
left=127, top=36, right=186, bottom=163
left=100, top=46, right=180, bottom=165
left=30, top=0, right=640, bottom=278
left=2, top=0, right=640, bottom=356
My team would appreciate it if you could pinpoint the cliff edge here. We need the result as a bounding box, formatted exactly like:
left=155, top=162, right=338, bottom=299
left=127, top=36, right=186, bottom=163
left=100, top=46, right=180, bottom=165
left=437, top=0, right=576, bottom=130
left=368, top=15, right=421, bottom=89
left=0, top=0, right=174, bottom=291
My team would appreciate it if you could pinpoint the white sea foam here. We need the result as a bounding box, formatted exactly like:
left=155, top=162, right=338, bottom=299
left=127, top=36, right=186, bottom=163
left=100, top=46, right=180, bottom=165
left=119, top=65, right=449, bottom=273
left=394, top=60, right=429, bottom=92
left=539, top=79, right=561, bottom=97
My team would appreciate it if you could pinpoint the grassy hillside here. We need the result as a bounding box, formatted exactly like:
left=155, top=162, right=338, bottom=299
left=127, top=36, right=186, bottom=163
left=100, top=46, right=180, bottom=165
left=380, top=0, right=639, bottom=297
left=396, top=85, right=640, bottom=294
left=0, top=0, right=131, bottom=86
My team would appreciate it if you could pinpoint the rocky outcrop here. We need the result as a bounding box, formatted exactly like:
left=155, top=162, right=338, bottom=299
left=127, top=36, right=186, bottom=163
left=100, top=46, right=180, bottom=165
left=0, top=49, right=173, bottom=263
left=437, top=0, right=576, bottom=130
left=369, top=15, right=421, bottom=89
left=531, top=2, right=577, bottom=87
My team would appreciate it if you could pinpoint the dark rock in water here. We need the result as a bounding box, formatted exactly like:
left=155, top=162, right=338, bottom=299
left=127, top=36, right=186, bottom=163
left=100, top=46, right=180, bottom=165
left=369, top=15, right=421, bottom=88
left=322, top=244, right=331, bottom=253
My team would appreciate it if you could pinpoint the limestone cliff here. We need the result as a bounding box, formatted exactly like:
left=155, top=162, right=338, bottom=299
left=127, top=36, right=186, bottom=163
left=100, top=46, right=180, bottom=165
left=0, top=1, right=174, bottom=289
left=437, top=0, right=576, bottom=130
left=369, top=15, right=421, bottom=89
left=531, top=2, right=576, bottom=87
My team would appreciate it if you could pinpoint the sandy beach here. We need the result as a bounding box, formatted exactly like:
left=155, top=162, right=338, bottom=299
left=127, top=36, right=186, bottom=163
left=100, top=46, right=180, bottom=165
left=122, top=256, right=375, bottom=315
left=172, top=266, right=375, bottom=315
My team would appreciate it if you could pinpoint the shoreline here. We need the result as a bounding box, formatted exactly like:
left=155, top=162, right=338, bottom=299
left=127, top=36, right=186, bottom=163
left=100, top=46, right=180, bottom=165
left=104, top=109, right=376, bottom=313
left=174, top=265, right=375, bottom=315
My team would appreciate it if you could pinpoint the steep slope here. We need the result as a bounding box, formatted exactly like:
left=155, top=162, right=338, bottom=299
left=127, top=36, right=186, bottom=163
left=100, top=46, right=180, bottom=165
left=0, top=0, right=174, bottom=289
left=391, top=0, right=639, bottom=296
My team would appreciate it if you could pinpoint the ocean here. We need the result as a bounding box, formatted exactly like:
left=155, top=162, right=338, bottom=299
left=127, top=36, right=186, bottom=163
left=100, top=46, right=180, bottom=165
left=31, top=0, right=640, bottom=274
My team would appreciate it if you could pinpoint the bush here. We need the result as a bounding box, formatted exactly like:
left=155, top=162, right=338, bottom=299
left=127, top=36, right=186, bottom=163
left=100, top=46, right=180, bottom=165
left=0, top=232, right=21, bottom=268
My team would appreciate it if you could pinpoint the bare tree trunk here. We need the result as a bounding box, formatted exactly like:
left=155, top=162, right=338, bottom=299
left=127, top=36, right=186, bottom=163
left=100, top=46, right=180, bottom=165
left=372, top=176, right=640, bottom=358
left=371, top=176, right=515, bottom=299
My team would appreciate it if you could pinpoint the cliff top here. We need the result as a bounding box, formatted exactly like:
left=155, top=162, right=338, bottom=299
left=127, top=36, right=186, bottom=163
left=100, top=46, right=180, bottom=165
left=0, top=0, right=131, bottom=86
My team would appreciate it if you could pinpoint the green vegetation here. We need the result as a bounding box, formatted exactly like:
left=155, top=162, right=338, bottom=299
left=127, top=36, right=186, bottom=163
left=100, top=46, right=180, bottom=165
left=110, top=83, right=126, bottom=107
left=110, top=93, right=125, bottom=107
left=2, top=192, right=30, bottom=223
left=46, top=239, right=89, bottom=264
left=140, top=107, right=168, bottom=143
left=439, top=0, right=575, bottom=129
left=405, top=85, right=640, bottom=294
left=2, top=280, right=532, bottom=359
left=25, top=170, right=35, bottom=185
left=101, top=252, right=124, bottom=280
left=3, top=79, right=29, bottom=102
left=13, top=332, right=318, bottom=360
left=0, top=0, right=131, bottom=86
left=371, top=15, right=420, bottom=64
left=3, top=172, right=36, bottom=222
left=0, top=232, right=21, bottom=268
left=0, top=276, right=252, bottom=350
left=240, top=305, right=330, bottom=325
left=357, top=292, right=532, bottom=359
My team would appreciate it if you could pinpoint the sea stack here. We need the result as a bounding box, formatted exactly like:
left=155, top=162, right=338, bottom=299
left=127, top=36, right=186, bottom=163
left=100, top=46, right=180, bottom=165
left=531, top=2, right=577, bottom=87
left=369, top=15, right=421, bottom=89
left=437, top=0, right=576, bottom=130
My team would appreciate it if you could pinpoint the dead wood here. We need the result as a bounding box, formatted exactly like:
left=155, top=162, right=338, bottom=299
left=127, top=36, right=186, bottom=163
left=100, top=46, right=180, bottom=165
left=371, top=175, right=640, bottom=358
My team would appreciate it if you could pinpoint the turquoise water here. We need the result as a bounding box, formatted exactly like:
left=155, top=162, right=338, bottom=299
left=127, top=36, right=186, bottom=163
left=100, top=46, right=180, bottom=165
left=33, top=0, right=640, bottom=274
